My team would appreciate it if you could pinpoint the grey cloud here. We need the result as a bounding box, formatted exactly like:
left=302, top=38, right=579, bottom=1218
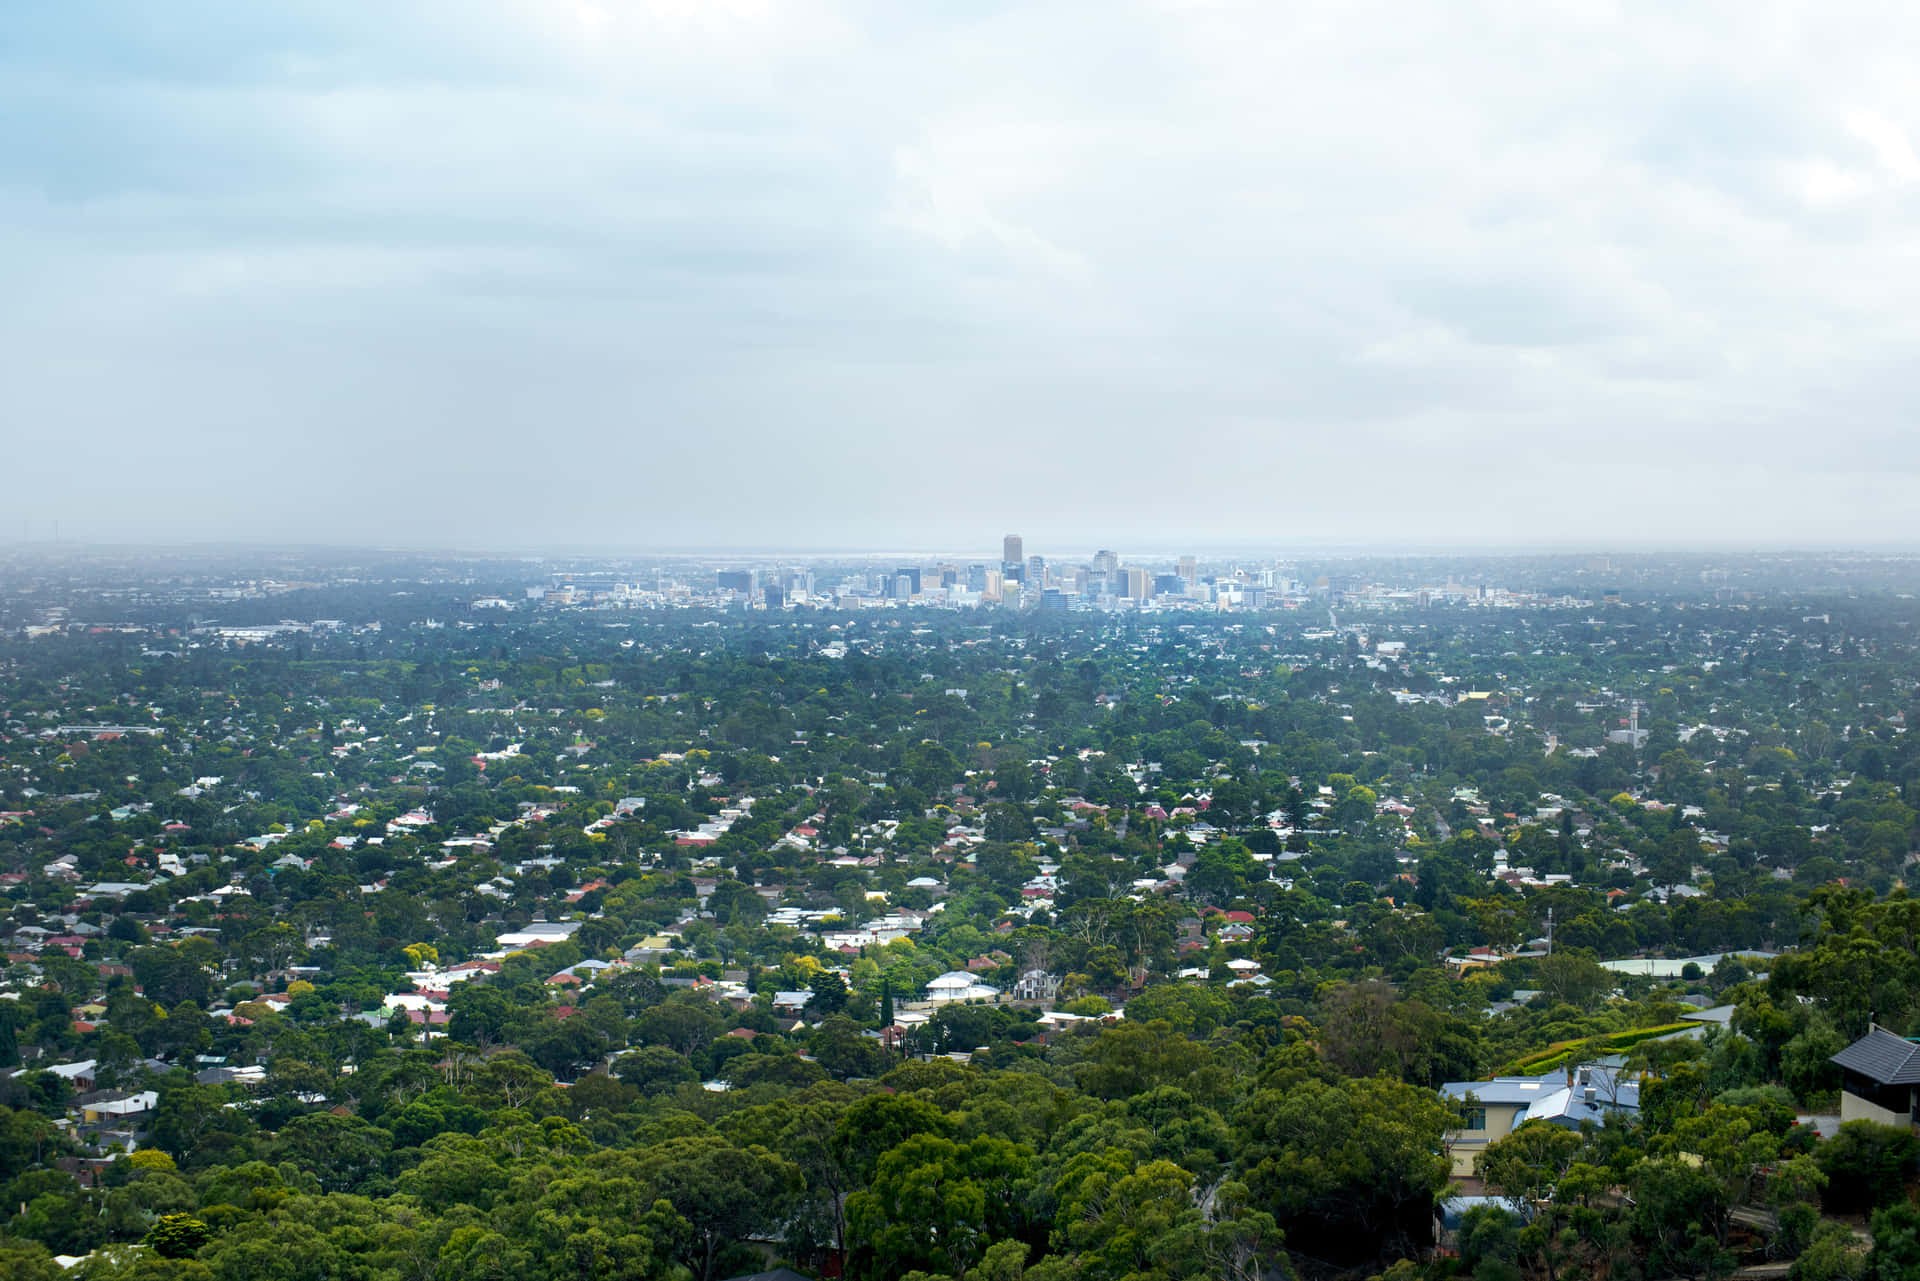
left=6, top=1, right=1920, bottom=552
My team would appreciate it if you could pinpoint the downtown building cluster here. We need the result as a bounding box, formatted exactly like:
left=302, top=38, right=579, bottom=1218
left=707, top=535, right=1302, bottom=613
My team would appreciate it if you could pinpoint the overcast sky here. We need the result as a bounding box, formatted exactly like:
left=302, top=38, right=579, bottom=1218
left=6, top=2, right=1920, bottom=554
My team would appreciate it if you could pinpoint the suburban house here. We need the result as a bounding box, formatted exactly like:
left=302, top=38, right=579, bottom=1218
left=81, top=1090, right=157, bottom=1125
left=1013, top=969, right=1062, bottom=1002
left=1831, top=1026, right=1920, bottom=1127
left=38, top=1059, right=100, bottom=1093
left=925, top=970, right=1000, bottom=1003
left=1439, top=1065, right=1640, bottom=1179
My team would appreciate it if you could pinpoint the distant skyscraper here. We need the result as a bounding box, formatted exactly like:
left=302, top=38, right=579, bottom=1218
left=1092, top=549, right=1118, bottom=575
left=1178, top=555, right=1197, bottom=584
left=966, top=564, right=988, bottom=592
left=1124, top=567, right=1150, bottom=601
left=1002, top=535, right=1025, bottom=584
left=1026, top=555, right=1046, bottom=589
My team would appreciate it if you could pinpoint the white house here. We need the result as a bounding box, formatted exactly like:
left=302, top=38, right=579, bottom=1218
left=926, top=971, right=1000, bottom=1003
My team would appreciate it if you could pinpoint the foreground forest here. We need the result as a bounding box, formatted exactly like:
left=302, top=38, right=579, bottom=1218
left=5, top=556, right=1920, bottom=1279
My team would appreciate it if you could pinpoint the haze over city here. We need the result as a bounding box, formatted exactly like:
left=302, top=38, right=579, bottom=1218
left=8, top=2, right=1920, bottom=549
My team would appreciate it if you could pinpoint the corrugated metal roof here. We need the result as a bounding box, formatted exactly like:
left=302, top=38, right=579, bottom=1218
left=1439, top=1069, right=1570, bottom=1105
left=1832, top=1028, right=1920, bottom=1085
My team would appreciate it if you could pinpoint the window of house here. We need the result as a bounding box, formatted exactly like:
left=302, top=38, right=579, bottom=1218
left=1462, top=1108, right=1487, bottom=1131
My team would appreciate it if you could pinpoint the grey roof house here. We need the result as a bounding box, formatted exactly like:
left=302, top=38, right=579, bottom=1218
left=1438, top=1064, right=1639, bottom=1180
left=1831, top=1026, right=1920, bottom=1129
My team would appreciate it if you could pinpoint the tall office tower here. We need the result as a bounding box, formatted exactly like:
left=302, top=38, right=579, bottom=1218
left=1026, top=555, right=1046, bottom=589
left=1124, top=567, right=1150, bottom=601
left=1092, top=549, right=1119, bottom=575
left=1178, top=555, right=1197, bottom=584
left=895, top=567, right=921, bottom=596
left=966, top=564, right=988, bottom=592
left=984, top=569, right=1003, bottom=601
left=1002, top=535, right=1025, bottom=583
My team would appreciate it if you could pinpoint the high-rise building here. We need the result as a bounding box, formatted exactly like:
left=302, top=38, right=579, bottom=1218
left=894, top=567, right=921, bottom=597
left=1178, top=555, right=1198, bottom=584
left=1124, top=567, right=1150, bottom=601
left=1002, top=536, right=1025, bottom=583
left=966, top=564, right=988, bottom=592
left=1026, top=556, right=1046, bottom=589
left=1092, top=549, right=1119, bottom=575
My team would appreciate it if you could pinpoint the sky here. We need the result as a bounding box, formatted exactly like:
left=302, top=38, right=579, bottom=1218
left=6, top=1, right=1920, bottom=555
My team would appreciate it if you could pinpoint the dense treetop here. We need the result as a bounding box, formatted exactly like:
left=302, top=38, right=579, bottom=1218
left=3, top=552, right=1920, bottom=1279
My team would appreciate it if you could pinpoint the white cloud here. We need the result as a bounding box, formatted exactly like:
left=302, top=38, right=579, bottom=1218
left=4, top=1, right=1920, bottom=549
left=1845, top=109, right=1920, bottom=182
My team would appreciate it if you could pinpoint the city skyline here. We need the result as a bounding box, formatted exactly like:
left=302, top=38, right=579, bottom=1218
left=13, top=535, right=1868, bottom=621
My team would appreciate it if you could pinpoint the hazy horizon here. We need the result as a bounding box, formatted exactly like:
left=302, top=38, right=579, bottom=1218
left=8, top=3, right=1920, bottom=549
left=12, top=536, right=1920, bottom=565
